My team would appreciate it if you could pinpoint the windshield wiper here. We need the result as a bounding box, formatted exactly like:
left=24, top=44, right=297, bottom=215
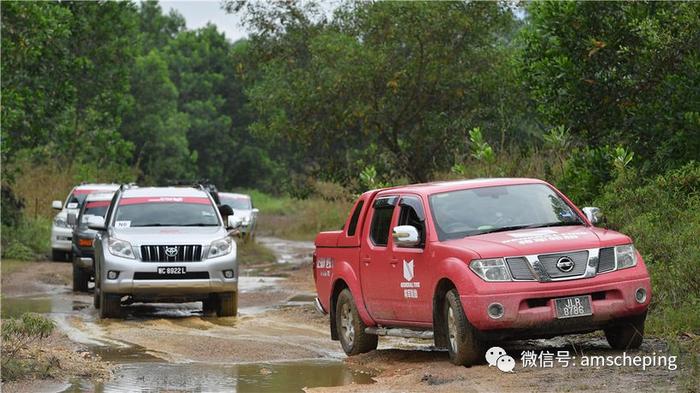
left=474, top=224, right=533, bottom=235
left=180, top=223, right=218, bottom=227
left=471, top=221, right=582, bottom=236
left=525, top=221, right=583, bottom=229
left=129, top=223, right=164, bottom=227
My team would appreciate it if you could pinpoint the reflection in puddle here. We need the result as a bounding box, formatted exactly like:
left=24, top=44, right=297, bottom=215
left=63, top=360, right=374, bottom=393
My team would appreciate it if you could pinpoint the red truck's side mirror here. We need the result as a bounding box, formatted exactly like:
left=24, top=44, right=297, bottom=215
left=392, top=225, right=420, bottom=247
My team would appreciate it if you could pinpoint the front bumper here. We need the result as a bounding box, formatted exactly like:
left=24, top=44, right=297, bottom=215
left=100, top=253, right=238, bottom=296
left=461, top=275, right=651, bottom=339
left=51, top=226, right=73, bottom=251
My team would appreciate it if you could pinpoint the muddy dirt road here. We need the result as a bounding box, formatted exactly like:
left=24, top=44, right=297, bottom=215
left=1, top=237, right=687, bottom=392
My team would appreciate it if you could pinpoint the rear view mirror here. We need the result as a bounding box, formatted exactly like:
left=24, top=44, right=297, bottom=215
left=52, top=200, right=62, bottom=210
left=392, top=225, right=420, bottom=247
left=67, top=213, right=77, bottom=226
left=582, top=207, right=602, bottom=225
left=252, top=208, right=259, bottom=214
left=86, top=216, right=106, bottom=231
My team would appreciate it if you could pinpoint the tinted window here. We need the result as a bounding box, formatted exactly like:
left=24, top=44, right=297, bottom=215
left=114, top=198, right=219, bottom=227
left=370, top=198, right=395, bottom=246
left=346, top=200, right=364, bottom=236
left=429, top=184, right=583, bottom=241
left=398, top=197, right=425, bottom=247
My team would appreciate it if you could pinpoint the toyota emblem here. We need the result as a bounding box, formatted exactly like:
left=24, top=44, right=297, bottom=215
left=556, top=256, right=575, bottom=272
left=165, top=246, right=178, bottom=258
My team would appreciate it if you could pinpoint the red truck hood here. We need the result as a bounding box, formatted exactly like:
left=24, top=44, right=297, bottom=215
left=443, top=225, right=626, bottom=258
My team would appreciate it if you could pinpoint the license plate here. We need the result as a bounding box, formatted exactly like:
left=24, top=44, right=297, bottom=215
left=554, top=295, right=592, bottom=319
left=157, top=266, right=186, bottom=275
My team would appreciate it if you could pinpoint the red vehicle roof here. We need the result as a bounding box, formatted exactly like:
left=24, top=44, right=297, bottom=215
left=374, top=178, right=547, bottom=197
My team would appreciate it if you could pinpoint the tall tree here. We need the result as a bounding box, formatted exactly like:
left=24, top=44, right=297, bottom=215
left=519, top=1, right=700, bottom=171
left=120, top=50, right=195, bottom=182
left=234, top=1, right=521, bottom=184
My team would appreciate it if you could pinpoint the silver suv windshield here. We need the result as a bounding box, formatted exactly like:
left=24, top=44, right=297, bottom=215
left=114, top=197, right=220, bottom=227
left=429, top=184, right=583, bottom=241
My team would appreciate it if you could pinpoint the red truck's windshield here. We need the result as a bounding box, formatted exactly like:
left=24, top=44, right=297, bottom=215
left=429, top=184, right=583, bottom=240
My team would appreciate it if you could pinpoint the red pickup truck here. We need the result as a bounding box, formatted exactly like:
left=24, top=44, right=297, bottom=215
left=313, top=178, right=651, bottom=366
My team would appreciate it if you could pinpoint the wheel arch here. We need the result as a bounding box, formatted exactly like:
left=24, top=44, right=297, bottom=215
left=432, top=277, right=457, bottom=348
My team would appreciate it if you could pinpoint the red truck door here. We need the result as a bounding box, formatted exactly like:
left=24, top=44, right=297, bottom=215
left=360, top=195, right=400, bottom=320
left=390, top=195, right=432, bottom=323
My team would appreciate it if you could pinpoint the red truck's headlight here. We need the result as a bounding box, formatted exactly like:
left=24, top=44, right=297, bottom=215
left=469, top=258, right=512, bottom=281
left=615, top=244, right=638, bottom=269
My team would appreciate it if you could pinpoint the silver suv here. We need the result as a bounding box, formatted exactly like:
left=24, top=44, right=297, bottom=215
left=89, top=186, right=238, bottom=318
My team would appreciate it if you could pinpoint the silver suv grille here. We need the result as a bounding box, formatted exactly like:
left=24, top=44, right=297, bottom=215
left=140, top=245, right=203, bottom=262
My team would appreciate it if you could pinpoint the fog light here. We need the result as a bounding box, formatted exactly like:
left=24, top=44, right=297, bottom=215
left=223, top=270, right=234, bottom=279
left=635, top=287, right=647, bottom=304
left=107, top=270, right=119, bottom=280
left=487, top=303, right=504, bottom=319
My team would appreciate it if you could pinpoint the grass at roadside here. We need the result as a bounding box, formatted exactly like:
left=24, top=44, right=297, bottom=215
left=239, top=189, right=352, bottom=241
left=236, top=238, right=278, bottom=266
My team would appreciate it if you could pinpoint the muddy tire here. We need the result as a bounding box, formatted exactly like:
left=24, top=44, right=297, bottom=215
left=444, top=289, right=483, bottom=366
left=52, top=249, right=68, bottom=262
left=216, top=292, right=238, bottom=317
left=605, top=312, right=646, bottom=350
left=202, top=294, right=219, bottom=316
left=99, top=291, right=121, bottom=318
left=73, top=264, right=89, bottom=292
left=335, top=289, right=378, bottom=356
left=94, top=288, right=101, bottom=309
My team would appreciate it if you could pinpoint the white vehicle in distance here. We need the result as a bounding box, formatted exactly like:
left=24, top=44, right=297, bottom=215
left=89, top=186, right=239, bottom=318
left=219, top=193, right=259, bottom=242
left=51, top=183, right=120, bottom=261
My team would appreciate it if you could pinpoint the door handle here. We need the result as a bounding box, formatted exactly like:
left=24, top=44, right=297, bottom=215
left=390, top=258, right=398, bottom=267
left=361, top=256, right=371, bottom=266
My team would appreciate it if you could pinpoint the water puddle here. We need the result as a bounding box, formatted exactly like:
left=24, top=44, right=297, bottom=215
left=62, top=360, right=374, bottom=393
left=257, top=237, right=314, bottom=265
left=238, top=276, right=285, bottom=293
left=1, top=295, right=85, bottom=318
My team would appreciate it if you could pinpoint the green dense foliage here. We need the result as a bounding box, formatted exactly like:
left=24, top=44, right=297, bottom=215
left=1, top=0, right=699, bottom=336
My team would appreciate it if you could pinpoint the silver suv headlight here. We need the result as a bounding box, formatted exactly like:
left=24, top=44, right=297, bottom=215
left=54, top=216, right=68, bottom=228
left=207, top=236, right=234, bottom=259
left=469, top=258, right=512, bottom=281
left=108, top=238, right=135, bottom=259
left=615, top=244, right=637, bottom=269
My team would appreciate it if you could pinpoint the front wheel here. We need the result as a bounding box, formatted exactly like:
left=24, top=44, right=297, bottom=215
left=444, top=289, right=483, bottom=366
left=216, top=292, right=238, bottom=317
left=605, top=312, right=646, bottom=350
left=99, top=291, right=121, bottom=318
left=72, top=264, right=89, bottom=292
left=335, top=289, right=378, bottom=356
left=52, top=249, right=68, bottom=262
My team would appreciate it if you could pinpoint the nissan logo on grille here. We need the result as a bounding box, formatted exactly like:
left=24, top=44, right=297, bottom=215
left=556, top=256, right=575, bottom=272
left=164, top=246, right=179, bottom=258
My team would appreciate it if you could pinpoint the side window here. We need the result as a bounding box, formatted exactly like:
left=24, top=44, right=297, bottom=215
left=370, top=197, right=396, bottom=246
left=347, top=200, right=364, bottom=237
left=398, top=196, right=426, bottom=247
